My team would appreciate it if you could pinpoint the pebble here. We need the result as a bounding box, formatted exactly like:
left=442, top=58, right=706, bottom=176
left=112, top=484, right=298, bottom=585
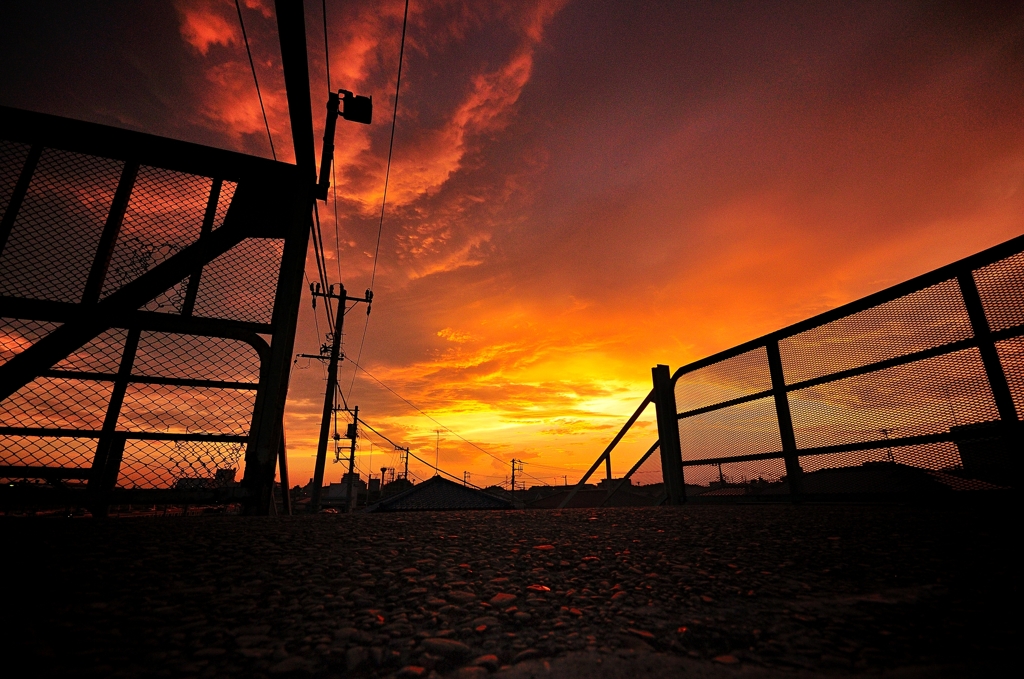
left=268, top=656, right=313, bottom=674
left=448, top=591, right=477, bottom=604
left=5, top=506, right=1013, bottom=679
left=471, top=654, right=500, bottom=671
left=513, top=649, right=542, bottom=663
left=421, top=638, right=473, bottom=659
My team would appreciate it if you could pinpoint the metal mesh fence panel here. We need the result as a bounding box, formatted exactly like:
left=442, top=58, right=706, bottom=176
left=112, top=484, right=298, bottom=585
left=0, top=108, right=304, bottom=509
left=0, top=149, right=123, bottom=302
left=0, top=435, right=95, bottom=469
left=117, top=439, right=246, bottom=490
left=213, top=180, right=237, bottom=229
left=0, top=318, right=60, bottom=366
left=193, top=238, right=284, bottom=324
left=678, top=396, right=781, bottom=461
left=0, top=139, right=31, bottom=223
left=675, top=347, right=771, bottom=413
left=630, top=444, right=663, bottom=487
left=582, top=236, right=1024, bottom=500
left=779, top=280, right=973, bottom=384
left=719, top=457, right=787, bottom=484
left=680, top=463, right=728, bottom=490
left=696, top=458, right=787, bottom=487
left=973, top=252, right=1024, bottom=333
left=100, top=166, right=211, bottom=299
left=132, top=332, right=261, bottom=384
left=799, top=442, right=961, bottom=475
left=679, top=458, right=789, bottom=497
left=995, top=337, right=1024, bottom=417
left=797, top=443, right=967, bottom=494
left=0, top=377, right=113, bottom=429
left=140, top=278, right=189, bottom=314
left=118, top=384, right=255, bottom=435
left=52, top=327, right=127, bottom=374
left=789, top=348, right=997, bottom=449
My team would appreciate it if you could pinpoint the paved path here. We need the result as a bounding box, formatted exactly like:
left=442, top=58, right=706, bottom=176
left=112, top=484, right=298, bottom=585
left=4, top=505, right=1014, bottom=677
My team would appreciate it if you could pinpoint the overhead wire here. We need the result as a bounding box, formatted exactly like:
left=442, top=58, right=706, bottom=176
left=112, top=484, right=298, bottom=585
left=346, top=357, right=509, bottom=467
left=368, top=0, right=409, bottom=292
left=310, top=3, right=573, bottom=490
left=321, top=0, right=344, bottom=281
left=234, top=0, right=276, bottom=160
left=321, top=0, right=332, bottom=90
left=300, top=11, right=339, bottom=382
left=299, top=271, right=329, bottom=382
left=355, top=415, right=484, bottom=490
left=346, top=0, right=410, bottom=398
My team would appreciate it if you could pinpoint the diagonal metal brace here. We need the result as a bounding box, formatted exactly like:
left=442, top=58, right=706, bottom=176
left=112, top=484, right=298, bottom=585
left=0, top=180, right=274, bottom=403
left=557, top=391, right=654, bottom=509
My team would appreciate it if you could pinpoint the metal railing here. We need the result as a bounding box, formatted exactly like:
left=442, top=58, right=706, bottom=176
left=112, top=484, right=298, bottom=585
left=0, top=106, right=308, bottom=514
left=566, top=234, right=1024, bottom=505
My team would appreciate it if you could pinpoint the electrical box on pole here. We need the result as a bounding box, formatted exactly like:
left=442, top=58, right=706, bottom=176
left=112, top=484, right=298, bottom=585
left=345, top=405, right=358, bottom=512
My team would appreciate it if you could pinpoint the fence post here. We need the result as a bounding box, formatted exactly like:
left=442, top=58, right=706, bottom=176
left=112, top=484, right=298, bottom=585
left=766, top=341, right=803, bottom=498
left=652, top=364, right=686, bottom=504
left=957, top=273, right=1018, bottom=423
left=88, top=327, right=141, bottom=517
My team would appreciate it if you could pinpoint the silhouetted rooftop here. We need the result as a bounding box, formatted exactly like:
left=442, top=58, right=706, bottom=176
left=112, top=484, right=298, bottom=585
left=367, top=475, right=512, bottom=512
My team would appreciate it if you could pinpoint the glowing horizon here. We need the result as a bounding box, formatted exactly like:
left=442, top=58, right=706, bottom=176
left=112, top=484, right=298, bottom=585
left=2, top=1, right=1022, bottom=488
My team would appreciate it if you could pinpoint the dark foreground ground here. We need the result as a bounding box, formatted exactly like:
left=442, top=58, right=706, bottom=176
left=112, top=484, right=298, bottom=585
left=2, top=505, right=1016, bottom=678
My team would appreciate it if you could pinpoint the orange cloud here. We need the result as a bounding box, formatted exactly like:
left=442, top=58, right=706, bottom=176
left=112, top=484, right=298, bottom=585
left=175, top=0, right=239, bottom=55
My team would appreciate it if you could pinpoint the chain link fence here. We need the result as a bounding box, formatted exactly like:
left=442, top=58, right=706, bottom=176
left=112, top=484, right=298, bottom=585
left=0, top=106, right=304, bottom=513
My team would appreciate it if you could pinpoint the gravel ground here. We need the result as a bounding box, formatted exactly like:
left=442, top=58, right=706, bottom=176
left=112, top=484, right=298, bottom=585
left=3, top=504, right=1015, bottom=678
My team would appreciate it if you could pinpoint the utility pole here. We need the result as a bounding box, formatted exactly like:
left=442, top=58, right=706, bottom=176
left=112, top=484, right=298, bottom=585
left=463, top=471, right=470, bottom=486
left=435, top=430, right=440, bottom=476
left=510, top=458, right=523, bottom=507
left=303, top=82, right=373, bottom=513
left=345, top=405, right=358, bottom=511
left=396, top=446, right=409, bottom=481
left=332, top=403, right=344, bottom=462
left=308, top=283, right=372, bottom=512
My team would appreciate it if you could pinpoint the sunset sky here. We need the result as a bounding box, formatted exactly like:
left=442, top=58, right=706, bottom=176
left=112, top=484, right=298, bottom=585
left=2, top=0, right=1022, bottom=489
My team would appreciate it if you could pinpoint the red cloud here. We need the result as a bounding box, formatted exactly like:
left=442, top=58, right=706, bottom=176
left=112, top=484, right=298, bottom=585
left=175, top=0, right=239, bottom=55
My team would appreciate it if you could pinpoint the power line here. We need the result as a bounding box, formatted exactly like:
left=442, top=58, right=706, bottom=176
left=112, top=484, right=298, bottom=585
left=310, top=204, right=332, bottom=300
left=234, top=0, right=276, bottom=160
left=369, top=0, right=409, bottom=292
left=346, top=358, right=508, bottom=466
left=409, top=449, right=482, bottom=489
left=346, top=0, right=410, bottom=398
left=356, top=415, right=482, bottom=489
left=300, top=271, right=328, bottom=381
left=321, top=0, right=332, bottom=90
left=321, top=0, right=344, bottom=281
left=331, top=162, right=343, bottom=281
left=522, top=461, right=581, bottom=473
